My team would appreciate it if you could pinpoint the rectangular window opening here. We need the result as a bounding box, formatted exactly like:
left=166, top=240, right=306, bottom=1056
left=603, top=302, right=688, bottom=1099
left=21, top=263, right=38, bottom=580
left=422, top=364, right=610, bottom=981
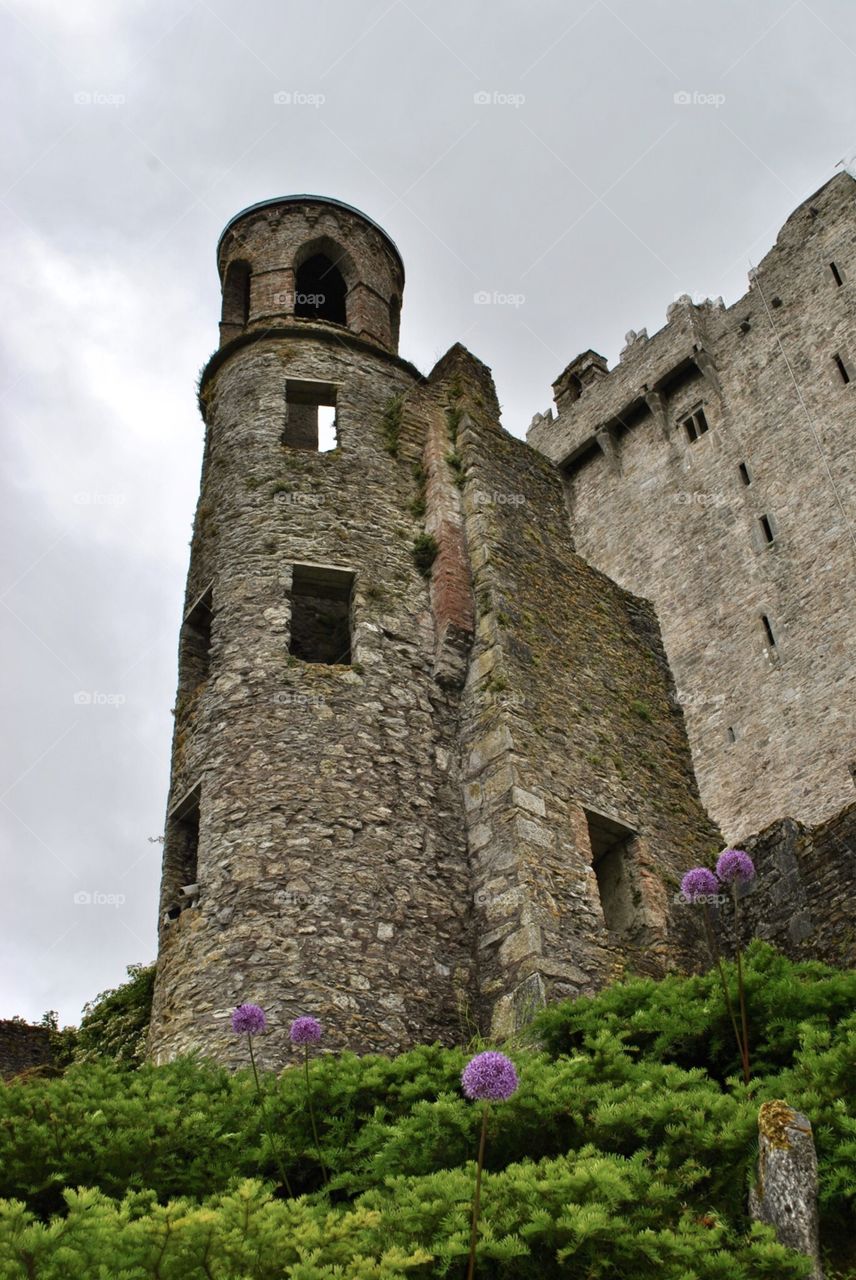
left=761, top=614, right=777, bottom=649
left=163, top=784, right=200, bottom=921
left=830, top=262, right=844, bottom=287
left=726, top=726, right=737, bottom=745
left=680, top=405, right=709, bottom=444
left=833, top=354, right=851, bottom=385
left=738, top=462, right=752, bottom=486
left=181, top=585, right=213, bottom=687
left=759, top=514, right=775, bottom=544
left=283, top=379, right=338, bottom=451
left=289, top=564, right=354, bottom=665
left=585, top=808, right=640, bottom=934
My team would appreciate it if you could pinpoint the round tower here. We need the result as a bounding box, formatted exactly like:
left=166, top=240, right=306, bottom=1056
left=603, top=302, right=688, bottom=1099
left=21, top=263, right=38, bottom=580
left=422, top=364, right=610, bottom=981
left=148, top=197, right=473, bottom=1066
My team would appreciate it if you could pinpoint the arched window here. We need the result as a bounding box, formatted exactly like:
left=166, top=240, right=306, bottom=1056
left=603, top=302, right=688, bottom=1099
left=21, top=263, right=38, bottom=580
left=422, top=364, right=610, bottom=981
left=221, top=260, right=251, bottom=328
left=295, top=253, right=347, bottom=326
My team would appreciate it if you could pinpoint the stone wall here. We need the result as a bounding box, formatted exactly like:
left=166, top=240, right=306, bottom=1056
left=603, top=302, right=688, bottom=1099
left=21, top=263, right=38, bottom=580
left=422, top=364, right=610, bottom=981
left=528, top=172, right=856, bottom=843
left=149, top=318, right=477, bottom=1067
left=735, top=802, right=856, bottom=967
left=0, top=1021, right=52, bottom=1080
left=417, top=345, right=722, bottom=1037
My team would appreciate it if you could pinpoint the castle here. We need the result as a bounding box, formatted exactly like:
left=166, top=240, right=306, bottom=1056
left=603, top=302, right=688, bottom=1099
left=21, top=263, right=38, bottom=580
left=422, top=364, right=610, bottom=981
left=148, top=176, right=856, bottom=1068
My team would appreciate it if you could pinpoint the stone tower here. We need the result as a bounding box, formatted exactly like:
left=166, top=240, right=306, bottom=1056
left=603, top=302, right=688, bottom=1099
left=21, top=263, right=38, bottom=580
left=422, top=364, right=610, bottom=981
left=149, top=195, right=723, bottom=1067
left=528, top=172, right=856, bottom=844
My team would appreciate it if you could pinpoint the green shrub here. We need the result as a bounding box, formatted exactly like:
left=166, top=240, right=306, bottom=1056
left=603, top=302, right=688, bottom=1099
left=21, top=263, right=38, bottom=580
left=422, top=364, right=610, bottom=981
left=74, top=963, right=155, bottom=1068
left=381, top=395, right=404, bottom=456
left=0, top=947, right=851, bottom=1276
left=412, top=533, right=438, bottom=577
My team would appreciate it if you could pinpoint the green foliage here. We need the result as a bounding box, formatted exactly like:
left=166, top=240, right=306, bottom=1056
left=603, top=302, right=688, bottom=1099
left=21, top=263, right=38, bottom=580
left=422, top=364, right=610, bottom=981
left=74, top=964, right=155, bottom=1068
left=529, top=942, right=856, bottom=1080
left=37, top=1013, right=77, bottom=1072
left=381, top=395, right=404, bottom=456
left=630, top=698, right=653, bottom=721
left=0, top=948, right=851, bottom=1277
left=411, top=533, right=438, bottom=577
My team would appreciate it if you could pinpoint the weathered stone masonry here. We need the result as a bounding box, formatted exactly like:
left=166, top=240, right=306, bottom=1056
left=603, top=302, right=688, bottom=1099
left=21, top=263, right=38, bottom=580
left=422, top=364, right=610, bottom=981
left=528, top=172, right=856, bottom=844
left=150, top=185, right=855, bottom=1065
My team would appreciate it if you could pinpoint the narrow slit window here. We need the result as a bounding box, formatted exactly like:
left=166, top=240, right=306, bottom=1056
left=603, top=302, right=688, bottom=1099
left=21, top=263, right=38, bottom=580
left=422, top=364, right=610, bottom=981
left=738, top=462, right=752, bottom=486
left=163, top=784, right=201, bottom=922
left=830, top=262, right=844, bottom=287
left=759, top=514, right=775, bottom=544
left=289, top=565, right=354, bottom=666
left=181, top=585, right=213, bottom=687
left=283, top=379, right=338, bottom=452
left=585, top=809, right=641, bottom=934
left=833, top=353, right=851, bottom=385
left=726, top=726, right=737, bottom=745
left=761, top=614, right=777, bottom=649
left=680, top=405, right=710, bottom=444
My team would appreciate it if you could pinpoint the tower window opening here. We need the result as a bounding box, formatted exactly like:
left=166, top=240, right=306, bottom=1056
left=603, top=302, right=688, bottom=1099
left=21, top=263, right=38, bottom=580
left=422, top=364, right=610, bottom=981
left=294, top=253, right=347, bottom=325
left=833, top=353, right=852, bottom=384
left=221, top=260, right=250, bottom=329
left=584, top=809, right=641, bottom=934
left=726, top=726, right=737, bottom=744
left=680, top=405, right=710, bottom=444
left=289, top=565, right=354, bottom=666
left=389, top=294, right=401, bottom=347
left=283, top=379, right=338, bottom=452
left=738, top=462, right=752, bottom=486
left=164, top=784, right=201, bottom=921
left=181, top=585, right=213, bottom=687
left=759, top=514, right=775, bottom=544
left=761, top=613, right=778, bottom=650
left=830, top=261, right=844, bottom=287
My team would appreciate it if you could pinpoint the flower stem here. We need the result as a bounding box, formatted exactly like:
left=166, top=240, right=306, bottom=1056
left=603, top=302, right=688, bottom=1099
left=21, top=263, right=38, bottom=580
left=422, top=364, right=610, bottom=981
left=466, top=1104, right=490, bottom=1280
left=247, top=1034, right=294, bottom=1197
left=732, top=889, right=751, bottom=1084
left=702, top=903, right=745, bottom=1073
left=303, top=1045, right=328, bottom=1185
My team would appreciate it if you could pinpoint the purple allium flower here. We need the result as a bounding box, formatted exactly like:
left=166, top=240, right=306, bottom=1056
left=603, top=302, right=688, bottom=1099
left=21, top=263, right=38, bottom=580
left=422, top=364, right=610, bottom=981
left=231, top=1004, right=267, bottom=1036
left=716, top=848, right=756, bottom=886
left=680, top=867, right=719, bottom=902
left=290, top=1016, right=323, bottom=1045
left=461, top=1051, right=519, bottom=1102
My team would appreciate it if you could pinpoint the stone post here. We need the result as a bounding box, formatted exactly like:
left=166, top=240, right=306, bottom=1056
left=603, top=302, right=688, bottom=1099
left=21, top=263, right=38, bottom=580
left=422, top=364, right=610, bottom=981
left=749, top=1099, right=823, bottom=1280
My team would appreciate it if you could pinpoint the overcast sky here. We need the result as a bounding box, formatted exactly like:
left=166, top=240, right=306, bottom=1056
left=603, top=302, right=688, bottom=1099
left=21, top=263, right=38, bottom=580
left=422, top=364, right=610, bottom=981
left=2, top=0, right=854, bottom=1027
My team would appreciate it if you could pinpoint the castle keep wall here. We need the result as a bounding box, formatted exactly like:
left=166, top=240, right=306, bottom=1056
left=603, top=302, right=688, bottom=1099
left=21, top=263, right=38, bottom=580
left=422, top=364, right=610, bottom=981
left=528, top=172, right=856, bottom=842
left=418, top=347, right=721, bottom=1036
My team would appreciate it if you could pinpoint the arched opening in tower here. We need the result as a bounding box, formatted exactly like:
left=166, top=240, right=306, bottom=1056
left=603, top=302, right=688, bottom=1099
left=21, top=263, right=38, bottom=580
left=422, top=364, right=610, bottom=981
left=295, top=254, right=348, bottom=325
left=221, top=260, right=251, bottom=328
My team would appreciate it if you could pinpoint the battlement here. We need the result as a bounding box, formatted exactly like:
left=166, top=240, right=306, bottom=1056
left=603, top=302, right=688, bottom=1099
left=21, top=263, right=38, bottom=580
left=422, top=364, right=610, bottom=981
left=528, top=170, right=856, bottom=841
